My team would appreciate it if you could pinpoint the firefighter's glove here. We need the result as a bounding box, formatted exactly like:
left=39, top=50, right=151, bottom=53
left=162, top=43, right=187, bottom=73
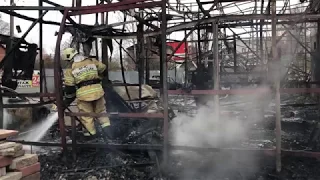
left=51, top=97, right=75, bottom=112
left=62, top=96, right=76, bottom=110
left=62, top=85, right=76, bottom=110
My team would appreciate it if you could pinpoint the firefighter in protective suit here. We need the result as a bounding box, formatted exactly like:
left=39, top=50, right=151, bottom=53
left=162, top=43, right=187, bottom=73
left=61, top=47, right=113, bottom=140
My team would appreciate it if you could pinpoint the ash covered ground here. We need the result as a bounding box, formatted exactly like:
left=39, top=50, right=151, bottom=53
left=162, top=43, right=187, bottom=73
left=29, top=94, right=320, bottom=179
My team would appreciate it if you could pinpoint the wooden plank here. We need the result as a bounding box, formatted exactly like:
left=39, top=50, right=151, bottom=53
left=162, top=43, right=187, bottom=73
left=0, top=130, right=18, bottom=140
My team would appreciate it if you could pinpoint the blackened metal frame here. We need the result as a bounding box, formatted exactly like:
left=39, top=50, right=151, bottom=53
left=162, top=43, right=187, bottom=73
left=51, top=0, right=168, bottom=160
left=2, top=0, right=320, bottom=174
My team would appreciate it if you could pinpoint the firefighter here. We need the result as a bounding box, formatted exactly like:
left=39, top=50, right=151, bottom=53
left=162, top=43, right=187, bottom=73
left=61, top=47, right=113, bottom=141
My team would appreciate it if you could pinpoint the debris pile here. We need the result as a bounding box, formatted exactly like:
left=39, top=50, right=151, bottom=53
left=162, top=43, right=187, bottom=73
left=0, top=130, right=40, bottom=180
left=167, top=155, right=320, bottom=180
left=39, top=149, right=156, bottom=180
left=38, top=118, right=162, bottom=180
left=15, top=95, right=320, bottom=179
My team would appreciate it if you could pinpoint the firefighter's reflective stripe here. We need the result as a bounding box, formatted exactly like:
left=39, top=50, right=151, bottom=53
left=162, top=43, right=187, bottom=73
left=64, top=69, right=75, bottom=86
left=76, top=86, right=103, bottom=97
left=64, top=77, right=75, bottom=86
left=65, top=57, right=106, bottom=101
left=76, top=72, right=99, bottom=81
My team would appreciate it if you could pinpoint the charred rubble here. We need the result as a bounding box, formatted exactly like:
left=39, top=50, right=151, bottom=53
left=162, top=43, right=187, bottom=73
left=35, top=94, right=320, bottom=180
left=2, top=0, right=320, bottom=180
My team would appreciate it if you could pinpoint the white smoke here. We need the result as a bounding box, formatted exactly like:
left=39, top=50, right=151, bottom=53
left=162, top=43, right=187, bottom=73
left=168, top=83, right=275, bottom=179
left=167, top=25, right=304, bottom=177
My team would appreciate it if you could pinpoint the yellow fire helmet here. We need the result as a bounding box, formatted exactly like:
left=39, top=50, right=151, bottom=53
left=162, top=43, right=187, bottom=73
left=62, top=48, right=78, bottom=61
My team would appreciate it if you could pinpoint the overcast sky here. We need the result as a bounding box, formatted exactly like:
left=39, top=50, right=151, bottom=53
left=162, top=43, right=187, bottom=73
left=0, top=0, right=304, bottom=56
left=0, top=0, right=117, bottom=54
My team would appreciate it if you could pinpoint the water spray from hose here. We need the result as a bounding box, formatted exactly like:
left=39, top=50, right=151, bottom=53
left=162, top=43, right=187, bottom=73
left=18, top=112, right=58, bottom=142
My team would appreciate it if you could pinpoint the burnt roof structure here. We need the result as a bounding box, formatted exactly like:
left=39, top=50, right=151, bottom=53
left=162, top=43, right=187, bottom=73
left=0, top=0, right=320, bottom=177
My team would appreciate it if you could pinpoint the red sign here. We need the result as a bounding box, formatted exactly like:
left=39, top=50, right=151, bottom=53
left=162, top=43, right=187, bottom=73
left=32, top=75, right=40, bottom=87
left=167, top=42, right=188, bottom=62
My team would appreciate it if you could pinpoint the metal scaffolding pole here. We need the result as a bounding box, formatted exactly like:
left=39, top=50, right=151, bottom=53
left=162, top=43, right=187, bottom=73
left=260, top=0, right=264, bottom=65
left=54, top=10, right=68, bottom=157
left=137, top=20, right=144, bottom=110
left=10, top=0, right=14, bottom=38
left=212, top=20, right=220, bottom=145
left=271, top=0, right=282, bottom=173
left=161, top=0, right=169, bottom=167
left=184, top=14, right=188, bottom=86
left=167, top=2, right=217, bottom=62
left=145, top=37, right=150, bottom=85
left=101, top=0, right=109, bottom=80
left=233, top=34, right=237, bottom=72
left=304, top=21, right=307, bottom=79
left=2, top=0, right=320, bottom=175
left=39, top=0, right=45, bottom=102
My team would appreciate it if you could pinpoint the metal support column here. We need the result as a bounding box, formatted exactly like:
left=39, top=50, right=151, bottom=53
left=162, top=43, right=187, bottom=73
left=271, top=0, right=282, bottom=173
left=161, top=0, right=169, bottom=167
left=102, top=39, right=109, bottom=79
left=184, top=14, right=188, bottom=86
left=75, top=0, right=81, bottom=52
left=233, top=34, right=237, bottom=72
left=95, top=0, right=99, bottom=59
left=76, top=0, right=81, bottom=23
left=316, top=17, right=320, bottom=145
left=102, top=8, right=109, bottom=80
left=146, top=37, right=150, bottom=85
left=212, top=20, right=220, bottom=143
left=184, top=13, right=188, bottom=108
left=137, top=20, right=144, bottom=110
left=255, top=0, right=259, bottom=56
left=197, top=11, right=201, bottom=66
left=260, top=0, right=264, bottom=65
left=10, top=0, right=14, bottom=38
left=304, top=21, right=307, bottom=80
left=54, top=10, right=68, bottom=157
left=39, top=0, right=45, bottom=102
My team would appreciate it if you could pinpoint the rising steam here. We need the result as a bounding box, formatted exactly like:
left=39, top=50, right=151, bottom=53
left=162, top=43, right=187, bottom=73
left=167, top=29, right=301, bottom=177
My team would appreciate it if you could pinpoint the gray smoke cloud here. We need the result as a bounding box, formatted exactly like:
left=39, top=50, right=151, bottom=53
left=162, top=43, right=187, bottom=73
left=168, top=92, right=270, bottom=179
left=167, top=27, right=303, bottom=178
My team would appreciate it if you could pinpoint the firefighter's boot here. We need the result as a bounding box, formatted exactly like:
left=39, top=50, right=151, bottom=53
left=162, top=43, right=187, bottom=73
left=83, top=134, right=98, bottom=142
left=82, top=128, right=98, bottom=142
left=102, top=126, right=114, bottom=142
